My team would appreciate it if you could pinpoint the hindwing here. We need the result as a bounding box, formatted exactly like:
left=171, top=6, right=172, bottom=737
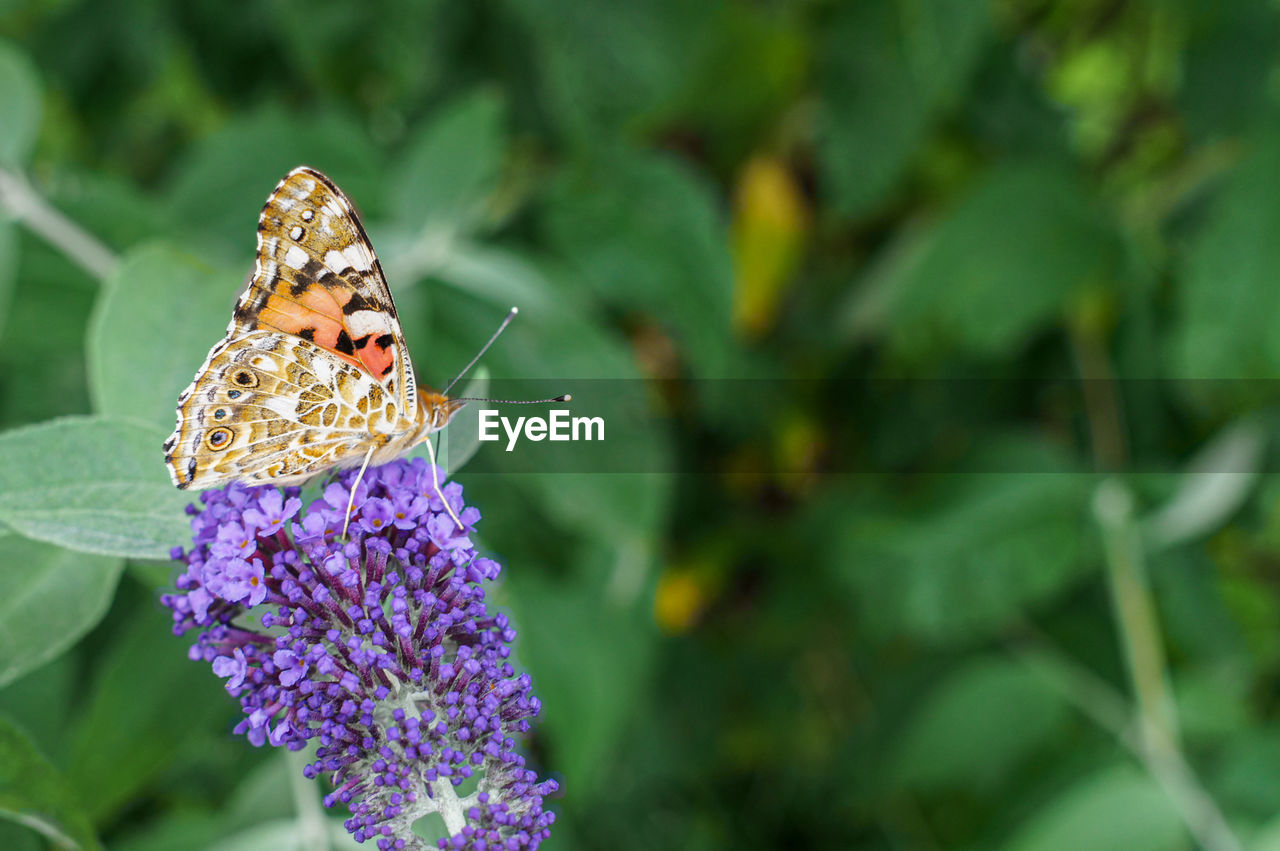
left=164, top=331, right=414, bottom=489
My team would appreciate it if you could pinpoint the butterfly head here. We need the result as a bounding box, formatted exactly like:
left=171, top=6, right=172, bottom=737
left=417, top=390, right=467, bottom=435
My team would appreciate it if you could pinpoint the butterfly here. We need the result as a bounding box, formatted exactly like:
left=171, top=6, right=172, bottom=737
left=164, top=165, right=479, bottom=530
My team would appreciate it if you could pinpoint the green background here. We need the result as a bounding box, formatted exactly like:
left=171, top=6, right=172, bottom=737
left=2, top=0, right=1280, bottom=849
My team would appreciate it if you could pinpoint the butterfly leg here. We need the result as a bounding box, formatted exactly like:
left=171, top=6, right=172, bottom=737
left=342, top=444, right=377, bottom=539
left=423, top=432, right=465, bottom=530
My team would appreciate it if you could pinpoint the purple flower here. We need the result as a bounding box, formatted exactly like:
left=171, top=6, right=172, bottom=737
left=212, top=647, right=248, bottom=689
left=391, top=493, right=430, bottom=530
left=205, top=557, right=267, bottom=607
left=163, top=460, right=558, bottom=850
left=360, top=497, right=395, bottom=534
left=243, top=488, right=302, bottom=536
left=272, top=648, right=309, bottom=687
left=210, top=522, right=256, bottom=560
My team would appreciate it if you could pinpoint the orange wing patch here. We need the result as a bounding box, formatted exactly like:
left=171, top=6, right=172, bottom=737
left=254, top=288, right=396, bottom=380
left=233, top=167, right=406, bottom=388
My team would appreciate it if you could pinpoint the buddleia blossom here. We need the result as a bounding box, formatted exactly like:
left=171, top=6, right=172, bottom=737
left=162, top=459, right=558, bottom=850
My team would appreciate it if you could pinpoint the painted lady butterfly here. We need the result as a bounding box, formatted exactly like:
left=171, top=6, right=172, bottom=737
left=164, top=166, right=480, bottom=529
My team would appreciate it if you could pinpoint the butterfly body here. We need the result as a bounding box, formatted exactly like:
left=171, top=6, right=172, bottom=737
left=164, top=166, right=463, bottom=492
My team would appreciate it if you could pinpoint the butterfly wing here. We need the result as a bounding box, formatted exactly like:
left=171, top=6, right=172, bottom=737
left=164, top=331, right=412, bottom=489
left=233, top=165, right=417, bottom=410
left=165, top=166, right=423, bottom=490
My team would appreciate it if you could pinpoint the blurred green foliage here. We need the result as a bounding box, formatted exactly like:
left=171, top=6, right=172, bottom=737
left=2, top=0, right=1280, bottom=849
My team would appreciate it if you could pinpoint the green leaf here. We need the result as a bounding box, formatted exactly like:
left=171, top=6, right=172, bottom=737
left=504, top=0, right=714, bottom=142
left=1173, top=123, right=1280, bottom=380
left=837, top=219, right=930, bottom=345
left=201, top=818, right=362, bottom=851
left=659, top=5, right=808, bottom=164
left=503, top=547, right=658, bottom=794
left=886, top=162, right=1120, bottom=359
left=1142, top=417, right=1265, bottom=551
left=0, top=223, right=17, bottom=344
left=891, top=656, right=1070, bottom=790
left=107, top=813, right=230, bottom=851
left=0, top=655, right=73, bottom=762
left=544, top=147, right=734, bottom=375
left=0, top=537, right=122, bottom=689
left=0, top=714, right=99, bottom=850
left=0, top=236, right=94, bottom=428
left=818, top=0, right=989, bottom=215
left=430, top=241, right=569, bottom=315
left=1179, top=0, right=1280, bottom=142
left=1000, top=764, right=1186, bottom=851
left=87, top=243, right=242, bottom=431
left=835, top=442, right=1096, bottom=641
left=1252, top=818, right=1280, bottom=851
left=221, top=754, right=296, bottom=831
left=47, top=169, right=173, bottom=253
left=1173, top=666, right=1251, bottom=741
left=67, top=602, right=234, bottom=822
left=1210, top=730, right=1280, bottom=817
left=0, top=41, right=41, bottom=167
left=429, top=367, right=488, bottom=476
left=165, top=106, right=381, bottom=255
left=263, top=0, right=451, bottom=113
left=0, top=416, right=192, bottom=559
left=0, top=821, right=42, bottom=851
left=389, top=90, right=506, bottom=234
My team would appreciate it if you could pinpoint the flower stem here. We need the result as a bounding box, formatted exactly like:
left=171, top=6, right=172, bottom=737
left=1094, top=479, right=1177, bottom=744
left=1091, top=478, right=1243, bottom=851
left=432, top=778, right=467, bottom=836
left=0, top=168, right=118, bottom=281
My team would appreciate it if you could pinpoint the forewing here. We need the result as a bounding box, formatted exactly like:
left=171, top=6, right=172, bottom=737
left=164, top=331, right=408, bottom=489
left=233, top=166, right=417, bottom=410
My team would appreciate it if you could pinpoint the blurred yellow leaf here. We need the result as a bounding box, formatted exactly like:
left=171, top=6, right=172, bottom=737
left=775, top=412, right=822, bottom=496
left=731, top=155, right=808, bottom=338
left=654, top=569, right=707, bottom=634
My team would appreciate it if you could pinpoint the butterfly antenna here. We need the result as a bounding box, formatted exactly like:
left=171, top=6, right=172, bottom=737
left=453, top=394, right=572, bottom=405
left=443, top=306, right=519, bottom=396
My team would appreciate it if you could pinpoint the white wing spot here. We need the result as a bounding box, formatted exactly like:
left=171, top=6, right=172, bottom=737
left=301, top=209, right=315, bottom=222
left=282, top=244, right=309, bottom=270
left=343, top=244, right=372, bottom=271
left=347, top=309, right=388, bottom=338
left=289, top=225, right=305, bottom=241
left=324, top=249, right=351, bottom=271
